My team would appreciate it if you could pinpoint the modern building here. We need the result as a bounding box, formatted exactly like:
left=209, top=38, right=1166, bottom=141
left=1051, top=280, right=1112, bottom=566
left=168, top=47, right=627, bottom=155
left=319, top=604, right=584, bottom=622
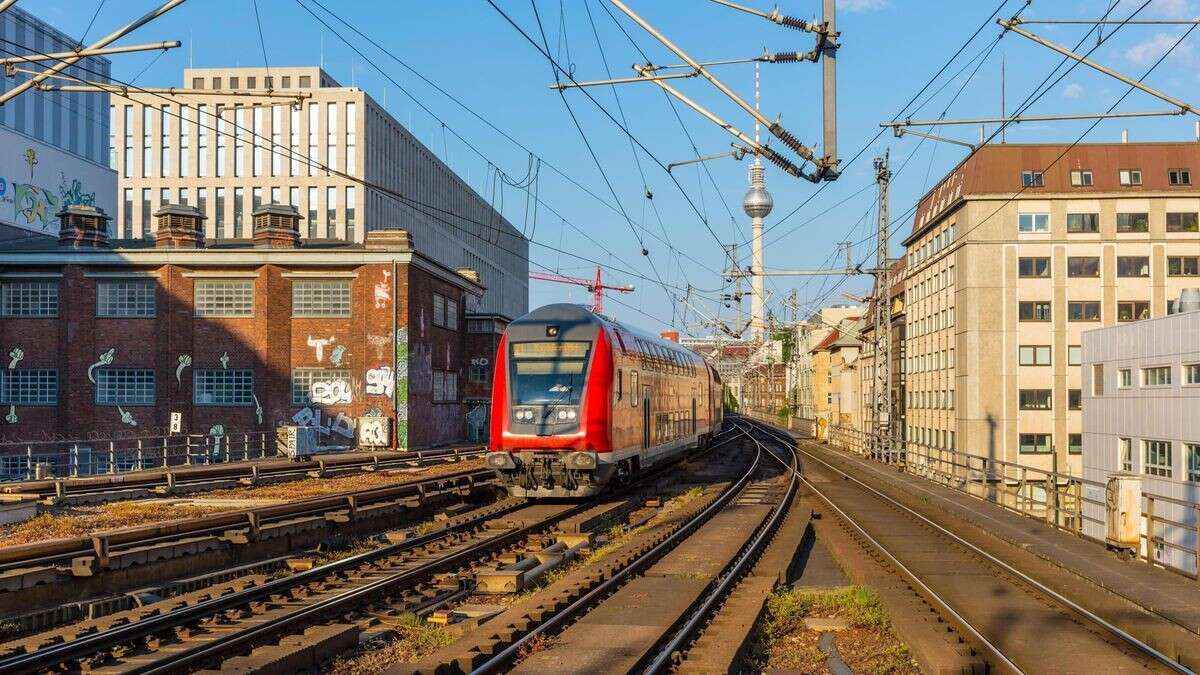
left=1080, top=291, right=1200, bottom=573
left=0, top=203, right=483, bottom=472
left=0, top=6, right=112, bottom=166
left=107, top=66, right=528, bottom=321
left=0, top=6, right=115, bottom=243
left=903, top=141, right=1200, bottom=474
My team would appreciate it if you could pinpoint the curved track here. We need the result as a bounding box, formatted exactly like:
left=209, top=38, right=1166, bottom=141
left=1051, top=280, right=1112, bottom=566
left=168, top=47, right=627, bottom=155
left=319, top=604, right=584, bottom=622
left=751, top=420, right=1191, bottom=675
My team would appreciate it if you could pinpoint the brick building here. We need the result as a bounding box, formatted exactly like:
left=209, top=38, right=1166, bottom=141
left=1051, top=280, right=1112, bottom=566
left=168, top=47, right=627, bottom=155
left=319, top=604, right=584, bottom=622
left=0, top=203, right=482, bottom=457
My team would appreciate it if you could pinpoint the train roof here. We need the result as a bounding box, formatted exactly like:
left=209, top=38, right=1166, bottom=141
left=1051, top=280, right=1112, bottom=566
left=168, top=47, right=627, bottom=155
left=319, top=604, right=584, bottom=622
left=510, top=304, right=702, bottom=362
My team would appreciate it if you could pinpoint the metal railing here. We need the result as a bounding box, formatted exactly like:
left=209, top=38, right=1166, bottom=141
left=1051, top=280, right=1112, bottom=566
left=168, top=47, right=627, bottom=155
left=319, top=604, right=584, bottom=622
left=0, top=431, right=274, bottom=482
left=745, top=414, right=1200, bottom=579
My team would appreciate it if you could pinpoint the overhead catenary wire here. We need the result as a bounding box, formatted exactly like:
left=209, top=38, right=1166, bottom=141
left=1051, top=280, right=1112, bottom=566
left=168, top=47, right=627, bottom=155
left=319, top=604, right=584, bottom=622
left=0, top=41, right=735, bottom=313
left=297, top=0, right=734, bottom=287
left=527, top=0, right=679, bottom=326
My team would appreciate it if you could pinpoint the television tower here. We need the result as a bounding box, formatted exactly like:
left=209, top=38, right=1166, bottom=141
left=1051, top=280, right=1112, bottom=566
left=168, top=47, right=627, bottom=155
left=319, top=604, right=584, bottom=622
left=742, top=64, right=773, bottom=340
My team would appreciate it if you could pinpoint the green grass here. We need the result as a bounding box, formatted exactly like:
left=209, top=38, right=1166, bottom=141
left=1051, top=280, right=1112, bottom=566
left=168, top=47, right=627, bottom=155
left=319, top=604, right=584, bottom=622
left=768, top=586, right=890, bottom=630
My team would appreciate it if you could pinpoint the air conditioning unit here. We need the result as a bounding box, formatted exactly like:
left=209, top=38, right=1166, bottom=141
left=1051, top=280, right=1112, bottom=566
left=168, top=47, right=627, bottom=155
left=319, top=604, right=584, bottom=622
left=1105, top=473, right=1141, bottom=550
left=277, top=426, right=319, bottom=461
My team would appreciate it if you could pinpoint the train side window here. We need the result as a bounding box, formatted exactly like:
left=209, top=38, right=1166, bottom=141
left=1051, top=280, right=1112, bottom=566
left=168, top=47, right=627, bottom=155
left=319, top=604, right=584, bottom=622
left=631, top=371, right=639, bottom=406
left=616, top=369, right=623, bottom=401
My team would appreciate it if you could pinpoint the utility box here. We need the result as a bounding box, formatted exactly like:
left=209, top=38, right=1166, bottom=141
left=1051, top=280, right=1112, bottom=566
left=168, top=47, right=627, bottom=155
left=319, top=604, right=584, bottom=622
left=277, top=426, right=319, bottom=461
left=1105, top=473, right=1142, bottom=550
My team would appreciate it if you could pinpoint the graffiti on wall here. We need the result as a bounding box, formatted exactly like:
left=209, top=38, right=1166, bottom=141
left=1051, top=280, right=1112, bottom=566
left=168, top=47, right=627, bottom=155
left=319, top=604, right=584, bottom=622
left=358, top=417, right=389, bottom=447
left=176, top=354, right=192, bottom=385
left=310, top=379, right=353, bottom=405
left=367, top=333, right=392, bottom=360
left=330, top=344, right=347, bottom=367
left=117, top=406, right=137, bottom=427
left=365, top=365, right=394, bottom=398
left=12, top=183, right=58, bottom=230
left=395, top=327, right=409, bottom=449
left=5, top=348, right=22, bottom=424
left=306, top=336, right=336, bottom=362
left=374, top=269, right=391, bottom=309
left=2, top=130, right=115, bottom=236
left=87, top=348, right=115, bottom=383
left=209, top=424, right=225, bottom=438
left=219, top=352, right=230, bottom=369
left=291, top=407, right=355, bottom=439
left=253, top=394, right=263, bottom=425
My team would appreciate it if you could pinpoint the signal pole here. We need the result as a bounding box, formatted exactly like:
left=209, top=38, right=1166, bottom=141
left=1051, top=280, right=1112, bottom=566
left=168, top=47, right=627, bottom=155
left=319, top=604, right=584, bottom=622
left=871, top=152, right=893, bottom=461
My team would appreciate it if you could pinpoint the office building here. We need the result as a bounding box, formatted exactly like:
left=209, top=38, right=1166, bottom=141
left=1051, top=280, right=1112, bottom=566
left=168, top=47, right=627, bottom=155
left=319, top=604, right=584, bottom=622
left=108, top=66, right=527, bottom=321
left=903, top=141, right=1200, bottom=474
left=0, top=6, right=115, bottom=242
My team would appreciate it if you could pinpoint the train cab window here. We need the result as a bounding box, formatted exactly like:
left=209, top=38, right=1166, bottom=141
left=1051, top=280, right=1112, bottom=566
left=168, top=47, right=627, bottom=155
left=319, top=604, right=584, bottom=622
left=509, top=341, right=591, bottom=406
left=631, top=370, right=639, bottom=406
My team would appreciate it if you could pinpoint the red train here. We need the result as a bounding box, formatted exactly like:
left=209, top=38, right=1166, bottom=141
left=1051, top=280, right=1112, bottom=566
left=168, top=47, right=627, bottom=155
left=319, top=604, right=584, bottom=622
left=486, top=304, right=724, bottom=497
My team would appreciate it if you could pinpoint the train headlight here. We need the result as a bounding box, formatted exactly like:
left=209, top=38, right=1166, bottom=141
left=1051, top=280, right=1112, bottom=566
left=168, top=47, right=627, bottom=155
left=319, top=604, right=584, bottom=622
left=487, top=452, right=516, bottom=470
left=557, top=409, right=569, bottom=420
left=567, top=409, right=577, bottom=420
left=566, top=451, right=597, bottom=469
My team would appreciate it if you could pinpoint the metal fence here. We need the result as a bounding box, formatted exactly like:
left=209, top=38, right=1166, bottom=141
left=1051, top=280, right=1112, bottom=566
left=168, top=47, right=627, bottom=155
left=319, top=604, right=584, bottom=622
left=741, top=410, right=1200, bottom=579
left=0, top=431, right=274, bottom=482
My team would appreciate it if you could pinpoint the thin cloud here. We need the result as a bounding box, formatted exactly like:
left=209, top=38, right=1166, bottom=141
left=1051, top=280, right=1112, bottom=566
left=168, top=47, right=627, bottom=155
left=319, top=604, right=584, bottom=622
left=1063, top=83, right=1085, bottom=99
left=838, top=0, right=889, bottom=12
left=1123, top=32, right=1195, bottom=66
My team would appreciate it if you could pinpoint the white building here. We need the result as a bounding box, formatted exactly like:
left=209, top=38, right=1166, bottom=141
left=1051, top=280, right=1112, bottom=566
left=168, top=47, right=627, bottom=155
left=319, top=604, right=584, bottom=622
left=1081, top=290, right=1200, bottom=573
left=109, top=66, right=528, bottom=320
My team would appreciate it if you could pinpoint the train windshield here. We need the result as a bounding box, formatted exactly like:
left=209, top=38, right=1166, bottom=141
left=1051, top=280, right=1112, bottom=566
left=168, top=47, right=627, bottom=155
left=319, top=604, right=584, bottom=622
left=510, top=341, right=591, bottom=405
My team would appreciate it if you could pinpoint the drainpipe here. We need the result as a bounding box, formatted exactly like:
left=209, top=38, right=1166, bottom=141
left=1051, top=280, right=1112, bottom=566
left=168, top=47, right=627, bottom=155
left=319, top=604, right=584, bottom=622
left=391, top=258, right=398, bottom=452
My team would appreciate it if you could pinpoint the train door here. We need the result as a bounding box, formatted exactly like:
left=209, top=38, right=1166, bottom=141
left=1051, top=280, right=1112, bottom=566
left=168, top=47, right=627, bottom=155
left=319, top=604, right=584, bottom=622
left=642, top=385, right=651, bottom=449
left=691, top=397, right=697, bottom=435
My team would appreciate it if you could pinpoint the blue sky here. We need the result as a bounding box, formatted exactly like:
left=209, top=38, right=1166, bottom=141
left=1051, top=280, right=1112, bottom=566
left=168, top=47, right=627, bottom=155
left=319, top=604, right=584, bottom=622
left=27, top=0, right=1200, bottom=334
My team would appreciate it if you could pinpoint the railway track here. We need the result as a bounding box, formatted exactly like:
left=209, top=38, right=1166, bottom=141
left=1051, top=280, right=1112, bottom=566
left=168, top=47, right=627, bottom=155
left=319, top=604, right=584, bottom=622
left=751, top=421, right=1192, bottom=675
left=0, top=464, right=495, bottom=576
left=416, top=421, right=796, bottom=675
left=2, top=445, right=485, bottom=504
left=0, top=429, right=748, bottom=674
left=0, top=497, right=571, bottom=674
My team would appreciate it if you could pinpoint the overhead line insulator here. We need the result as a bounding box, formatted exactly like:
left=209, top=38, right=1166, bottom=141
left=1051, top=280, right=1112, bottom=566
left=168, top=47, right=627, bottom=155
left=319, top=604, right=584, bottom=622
left=775, top=14, right=816, bottom=32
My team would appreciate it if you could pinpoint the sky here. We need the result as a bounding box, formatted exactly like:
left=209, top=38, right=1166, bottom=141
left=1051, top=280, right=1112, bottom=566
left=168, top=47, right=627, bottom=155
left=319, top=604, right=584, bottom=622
left=24, top=0, right=1200, bottom=335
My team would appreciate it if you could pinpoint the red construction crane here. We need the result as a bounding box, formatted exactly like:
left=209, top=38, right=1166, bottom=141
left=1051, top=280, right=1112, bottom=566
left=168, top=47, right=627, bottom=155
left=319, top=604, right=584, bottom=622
left=529, top=266, right=635, bottom=315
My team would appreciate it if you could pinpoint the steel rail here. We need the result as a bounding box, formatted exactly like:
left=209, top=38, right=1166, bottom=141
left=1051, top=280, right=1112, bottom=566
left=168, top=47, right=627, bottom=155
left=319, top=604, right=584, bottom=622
left=2, top=429, right=742, bottom=673
left=470, top=426, right=761, bottom=674
left=0, top=497, right=543, bottom=674
left=124, top=500, right=591, bottom=675
left=0, top=465, right=496, bottom=573
left=751, top=421, right=1192, bottom=675
left=640, top=422, right=799, bottom=673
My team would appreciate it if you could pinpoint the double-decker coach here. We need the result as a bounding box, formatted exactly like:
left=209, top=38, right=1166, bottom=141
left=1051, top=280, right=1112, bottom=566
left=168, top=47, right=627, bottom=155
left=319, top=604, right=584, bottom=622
left=486, top=304, right=723, bottom=497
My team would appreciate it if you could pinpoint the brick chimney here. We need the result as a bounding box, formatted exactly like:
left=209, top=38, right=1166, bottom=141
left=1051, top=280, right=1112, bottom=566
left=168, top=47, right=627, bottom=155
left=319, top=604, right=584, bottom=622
left=153, top=204, right=206, bottom=248
left=56, top=204, right=111, bottom=248
left=364, top=228, right=414, bottom=251
left=252, top=203, right=302, bottom=248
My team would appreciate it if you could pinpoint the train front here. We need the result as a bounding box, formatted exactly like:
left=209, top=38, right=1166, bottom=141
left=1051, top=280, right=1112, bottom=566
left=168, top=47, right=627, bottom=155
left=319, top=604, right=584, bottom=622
left=486, top=304, right=613, bottom=498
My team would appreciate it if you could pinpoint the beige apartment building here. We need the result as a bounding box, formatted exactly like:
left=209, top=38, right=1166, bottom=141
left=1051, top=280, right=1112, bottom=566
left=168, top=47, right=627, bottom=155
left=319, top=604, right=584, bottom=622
left=903, top=141, right=1200, bottom=475
left=108, top=66, right=528, bottom=320
left=795, top=304, right=861, bottom=421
